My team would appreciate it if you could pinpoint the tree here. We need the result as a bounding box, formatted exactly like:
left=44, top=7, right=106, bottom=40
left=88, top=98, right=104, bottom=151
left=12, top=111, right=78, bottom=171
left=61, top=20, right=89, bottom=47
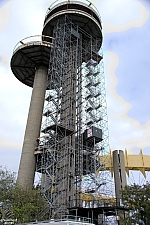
left=121, top=183, right=150, bottom=225
left=0, top=166, right=16, bottom=203
left=0, top=167, right=48, bottom=223
left=11, top=185, right=47, bottom=223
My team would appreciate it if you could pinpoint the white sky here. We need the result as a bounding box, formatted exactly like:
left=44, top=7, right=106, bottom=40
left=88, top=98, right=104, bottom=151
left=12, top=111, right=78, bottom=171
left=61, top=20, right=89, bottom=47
left=0, top=0, right=150, bottom=179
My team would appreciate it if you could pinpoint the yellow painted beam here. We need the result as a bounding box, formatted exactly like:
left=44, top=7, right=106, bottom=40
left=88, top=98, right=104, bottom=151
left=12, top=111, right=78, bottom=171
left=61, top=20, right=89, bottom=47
left=97, top=150, right=150, bottom=178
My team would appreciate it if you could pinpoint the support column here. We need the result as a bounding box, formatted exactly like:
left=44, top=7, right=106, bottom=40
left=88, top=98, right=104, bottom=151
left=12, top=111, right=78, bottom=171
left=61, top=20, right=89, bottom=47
left=113, top=150, right=127, bottom=206
left=17, top=65, right=47, bottom=188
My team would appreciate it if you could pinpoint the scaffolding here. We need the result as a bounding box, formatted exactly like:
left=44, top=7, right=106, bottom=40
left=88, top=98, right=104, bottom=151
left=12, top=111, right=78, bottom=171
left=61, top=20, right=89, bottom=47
left=35, top=14, right=112, bottom=223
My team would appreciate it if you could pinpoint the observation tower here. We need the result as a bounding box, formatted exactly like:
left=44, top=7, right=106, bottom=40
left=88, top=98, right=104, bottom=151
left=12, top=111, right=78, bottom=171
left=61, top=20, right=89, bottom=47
left=11, top=0, right=115, bottom=223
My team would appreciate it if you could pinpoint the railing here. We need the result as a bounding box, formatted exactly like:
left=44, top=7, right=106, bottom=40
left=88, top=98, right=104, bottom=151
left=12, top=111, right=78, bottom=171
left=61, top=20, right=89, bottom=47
left=13, top=35, right=53, bottom=54
left=56, top=214, right=92, bottom=223
left=18, top=216, right=93, bottom=225
left=45, top=0, right=101, bottom=21
left=68, top=198, right=124, bottom=208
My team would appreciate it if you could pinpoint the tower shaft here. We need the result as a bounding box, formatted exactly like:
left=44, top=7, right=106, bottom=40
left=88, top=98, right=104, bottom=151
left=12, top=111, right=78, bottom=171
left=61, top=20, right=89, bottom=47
left=18, top=66, right=48, bottom=188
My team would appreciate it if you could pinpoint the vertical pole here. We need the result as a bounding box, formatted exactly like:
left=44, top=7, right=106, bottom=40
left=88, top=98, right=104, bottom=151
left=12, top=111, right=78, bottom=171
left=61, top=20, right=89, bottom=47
left=113, top=150, right=127, bottom=206
left=17, top=65, right=47, bottom=188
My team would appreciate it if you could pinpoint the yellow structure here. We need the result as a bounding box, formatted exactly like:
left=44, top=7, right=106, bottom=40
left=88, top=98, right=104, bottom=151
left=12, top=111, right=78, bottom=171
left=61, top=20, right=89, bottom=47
left=82, top=149, right=150, bottom=204
left=81, top=192, right=116, bottom=206
left=97, top=149, right=150, bottom=178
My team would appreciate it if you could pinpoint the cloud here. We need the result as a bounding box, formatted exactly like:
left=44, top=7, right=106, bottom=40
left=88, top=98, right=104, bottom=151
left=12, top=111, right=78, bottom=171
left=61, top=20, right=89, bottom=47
left=0, top=51, right=9, bottom=66
left=101, top=0, right=150, bottom=34
left=0, top=135, right=21, bottom=150
left=107, top=52, right=150, bottom=151
left=0, top=0, right=11, bottom=31
left=0, top=63, right=32, bottom=149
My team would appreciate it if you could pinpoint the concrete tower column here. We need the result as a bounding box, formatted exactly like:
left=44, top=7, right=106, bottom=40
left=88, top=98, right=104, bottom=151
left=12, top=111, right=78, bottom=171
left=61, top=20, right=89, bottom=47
left=17, top=65, right=47, bottom=188
left=113, top=150, right=127, bottom=206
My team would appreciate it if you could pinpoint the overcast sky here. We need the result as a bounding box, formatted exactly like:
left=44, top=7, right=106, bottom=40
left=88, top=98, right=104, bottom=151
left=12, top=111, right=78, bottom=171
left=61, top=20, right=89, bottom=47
left=0, top=0, right=150, bottom=182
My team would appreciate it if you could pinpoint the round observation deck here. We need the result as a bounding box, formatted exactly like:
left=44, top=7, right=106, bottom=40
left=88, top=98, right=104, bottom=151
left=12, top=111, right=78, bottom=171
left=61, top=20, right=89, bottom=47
left=42, top=0, right=102, bottom=46
left=11, top=35, right=52, bottom=87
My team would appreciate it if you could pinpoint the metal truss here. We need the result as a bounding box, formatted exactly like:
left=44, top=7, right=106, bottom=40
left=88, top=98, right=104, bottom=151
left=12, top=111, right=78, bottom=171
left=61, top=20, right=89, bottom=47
left=35, top=15, right=113, bottom=221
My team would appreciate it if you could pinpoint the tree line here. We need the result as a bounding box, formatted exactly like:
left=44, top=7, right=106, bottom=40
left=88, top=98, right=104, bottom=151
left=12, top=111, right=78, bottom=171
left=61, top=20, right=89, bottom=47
left=1, top=166, right=150, bottom=224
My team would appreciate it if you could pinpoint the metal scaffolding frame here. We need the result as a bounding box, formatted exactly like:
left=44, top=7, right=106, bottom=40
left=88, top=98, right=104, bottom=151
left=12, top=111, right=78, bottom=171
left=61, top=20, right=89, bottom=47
left=35, top=15, right=112, bottom=221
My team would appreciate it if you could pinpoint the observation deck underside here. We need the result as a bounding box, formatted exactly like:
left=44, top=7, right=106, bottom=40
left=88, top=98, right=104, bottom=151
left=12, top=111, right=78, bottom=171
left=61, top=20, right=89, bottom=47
left=11, top=42, right=52, bottom=87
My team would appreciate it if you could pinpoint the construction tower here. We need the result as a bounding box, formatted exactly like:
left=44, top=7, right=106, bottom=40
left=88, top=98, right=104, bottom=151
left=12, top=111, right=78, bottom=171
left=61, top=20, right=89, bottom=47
left=11, top=0, right=116, bottom=224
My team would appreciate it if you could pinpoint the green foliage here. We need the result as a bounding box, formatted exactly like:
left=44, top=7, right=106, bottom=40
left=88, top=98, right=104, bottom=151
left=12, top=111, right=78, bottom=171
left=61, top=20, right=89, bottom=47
left=121, top=182, right=150, bottom=225
left=11, top=185, right=47, bottom=223
left=0, top=166, right=47, bottom=223
left=0, top=166, right=16, bottom=203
